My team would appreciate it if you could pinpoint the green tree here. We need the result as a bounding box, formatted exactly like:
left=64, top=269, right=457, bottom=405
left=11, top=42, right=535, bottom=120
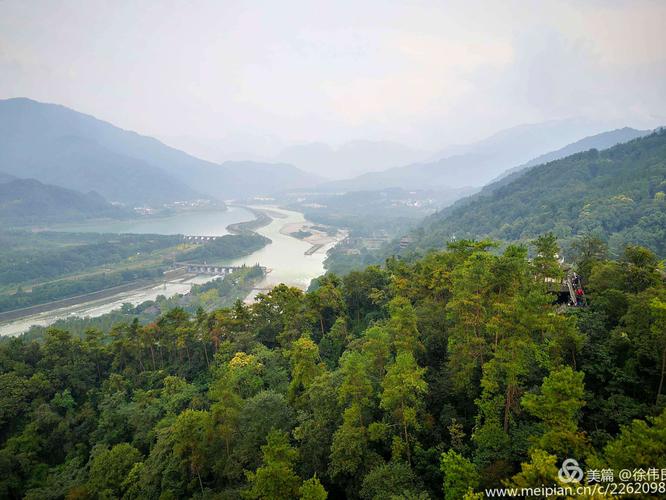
left=599, top=409, right=666, bottom=471
left=300, top=475, right=328, bottom=500
left=532, top=232, right=563, bottom=284
left=387, top=297, right=423, bottom=355
left=446, top=251, right=495, bottom=392
left=307, top=274, right=344, bottom=339
left=288, top=335, right=324, bottom=403
left=360, top=461, right=423, bottom=500
left=649, top=297, right=666, bottom=403
left=338, top=350, right=375, bottom=420
left=319, top=316, right=350, bottom=369
left=87, top=443, right=142, bottom=499
left=330, top=404, right=370, bottom=479
left=209, top=364, right=243, bottom=461
left=380, top=352, right=428, bottom=464
left=293, top=372, right=341, bottom=482
left=244, top=430, right=301, bottom=500
left=521, top=366, right=588, bottom=456
left=507, top=449, right=561, bottom=496
left=171, top=410, right=212, bottom=495
left=570, top=233, right=608, bottom=279
left=440, top=450, right=480, bottom=500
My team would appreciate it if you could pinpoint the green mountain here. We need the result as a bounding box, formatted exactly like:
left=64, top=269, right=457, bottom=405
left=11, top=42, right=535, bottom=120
left=0, top=98, right=319, bottom=205
left=0, top=177, right=125, bottom=225
left=411, top=129, right=666, bottom=256
left=487, top=127, right=649, bottom=190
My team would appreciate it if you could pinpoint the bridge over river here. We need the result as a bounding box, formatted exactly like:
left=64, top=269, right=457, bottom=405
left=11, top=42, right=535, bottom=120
left=175, top=263, right=268, bottom=275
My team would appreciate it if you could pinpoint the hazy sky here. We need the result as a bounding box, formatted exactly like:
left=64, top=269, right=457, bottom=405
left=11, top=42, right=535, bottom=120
left=1, top=0, right=665, bottom=159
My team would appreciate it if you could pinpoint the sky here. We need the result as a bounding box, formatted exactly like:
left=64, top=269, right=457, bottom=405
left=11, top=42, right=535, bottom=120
left=1, top=0, right=665, bottom=160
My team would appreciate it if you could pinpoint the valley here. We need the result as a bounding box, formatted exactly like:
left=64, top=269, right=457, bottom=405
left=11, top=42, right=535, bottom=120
left=0, top=205, right=346, bottom=337
left=1, top=7, right=665, bottom=494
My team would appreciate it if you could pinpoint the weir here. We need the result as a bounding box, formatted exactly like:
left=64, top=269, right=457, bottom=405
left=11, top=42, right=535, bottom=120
left=174, top=263, right=267, bottom=275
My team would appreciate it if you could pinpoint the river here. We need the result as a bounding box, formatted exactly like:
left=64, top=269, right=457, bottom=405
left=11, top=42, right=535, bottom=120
left=226, top=206, right=340, bottom=300
left=0, top=206, right=339, bottom=336
left=50, top=205, right=254, bottom=236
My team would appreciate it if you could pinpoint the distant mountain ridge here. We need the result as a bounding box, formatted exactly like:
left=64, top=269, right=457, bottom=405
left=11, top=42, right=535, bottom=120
left=409, top=130, right=666, bottom=257
left=276, top=140, right=428, bottom=179
left=446, top=127, right=651, bottom=212
left=319, top=119, right=609, bottom=192
left=0, top=98, right=319, bottom=205
left=0, top=171, right=16, bottom=184
left=0, top=177, right=125, bottom=225
left=487, top=127, right=650, bottom=189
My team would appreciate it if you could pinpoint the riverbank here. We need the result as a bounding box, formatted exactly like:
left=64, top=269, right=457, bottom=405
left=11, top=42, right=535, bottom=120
left=226, top=206, right=347, bottom=301
left=0, top=277, right=162, bottom=323
left=279, top=221, right=346, bottom=255
left=0, top=206, right=346, bottom=336
left=226, top=206, right=272, bottom=234
left=0, top=208, right=263, bottom=336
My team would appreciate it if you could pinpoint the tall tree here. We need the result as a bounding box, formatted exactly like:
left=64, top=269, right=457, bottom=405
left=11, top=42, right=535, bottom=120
left=521, top=366, right=588, bottom=457
left=440, top=450, right=480, bottom=500
left=288, top=335, right=324, bottom=403
left=244, top=430, right=301, bottom=500
left=171, top=410, right=212, bottom=495
left=380, top=352, right=428, bottom=464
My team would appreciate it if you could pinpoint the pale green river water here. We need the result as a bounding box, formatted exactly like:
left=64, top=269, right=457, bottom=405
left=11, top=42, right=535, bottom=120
left=0, top=206, right=338, bottom=336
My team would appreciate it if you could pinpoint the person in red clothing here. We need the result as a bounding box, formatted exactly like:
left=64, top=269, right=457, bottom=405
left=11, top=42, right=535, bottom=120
left=575, top=287, right=584, bottom=306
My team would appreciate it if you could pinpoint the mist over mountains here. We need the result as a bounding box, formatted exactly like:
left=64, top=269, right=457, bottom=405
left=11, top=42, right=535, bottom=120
left=486, top=127, right=650, bottom=190
left=0, top=97, right=656, bottom=217
left=275, top=140, right=428, bottom=180
left=318, top=119, right=617, bottom=192
left=0, top=176, right=123, bottom=224
left=0, top=98, right=318, bottom=205
left=408, top=130, right=666, bottom=256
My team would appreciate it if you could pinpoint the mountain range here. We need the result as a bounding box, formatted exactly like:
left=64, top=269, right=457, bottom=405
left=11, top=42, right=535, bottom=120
left=276, top=140, right=428, bottom=180
left=318, top=119, right=615, bottom=192
left=0, top=98, right=319, bottom=205
left=1, top=97, right=658, bottom=235
left=487, top=127, right=650, bottom=188
left=409, top=129, right=666, bottom=257
left=321, top=119, right=608, bottom=191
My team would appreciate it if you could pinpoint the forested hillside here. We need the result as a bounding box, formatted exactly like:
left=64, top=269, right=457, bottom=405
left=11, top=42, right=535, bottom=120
left=484, top=127, right=649, bottom=192
left=1, top=237, right=664, bottom=499
left=411, top=130, right=666, bottom=257
left=0, top=178, right=125, bottom=225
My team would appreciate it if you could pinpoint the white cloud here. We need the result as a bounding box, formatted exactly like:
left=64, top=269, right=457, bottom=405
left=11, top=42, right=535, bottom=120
left=0, top=0, right=664, bottom=155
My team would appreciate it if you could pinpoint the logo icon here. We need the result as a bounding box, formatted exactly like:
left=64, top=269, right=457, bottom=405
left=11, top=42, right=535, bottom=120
left=558, top=458, right=583, bottom=483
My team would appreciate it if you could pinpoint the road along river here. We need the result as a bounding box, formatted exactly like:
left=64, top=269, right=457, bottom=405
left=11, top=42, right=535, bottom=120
left=0, top=206, right=344, bottom=336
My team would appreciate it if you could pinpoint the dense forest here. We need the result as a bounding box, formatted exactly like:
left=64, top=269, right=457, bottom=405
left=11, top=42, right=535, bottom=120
left=0, top=233, right=182, bottom=286
left=411, top=130, right=666, bottom=257
left=1, top=235, right=664, bottom=498
left=0, top=231, right=270, bottom=314
left=0, top=178, right=126, bottom=226
left=177, top=234, right=270, bottom=264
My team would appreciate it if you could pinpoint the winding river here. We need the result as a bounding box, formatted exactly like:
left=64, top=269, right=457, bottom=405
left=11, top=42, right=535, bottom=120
left=0, top=206, right=339, bottom=336
left=226, top=206, right=339, bottom=300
